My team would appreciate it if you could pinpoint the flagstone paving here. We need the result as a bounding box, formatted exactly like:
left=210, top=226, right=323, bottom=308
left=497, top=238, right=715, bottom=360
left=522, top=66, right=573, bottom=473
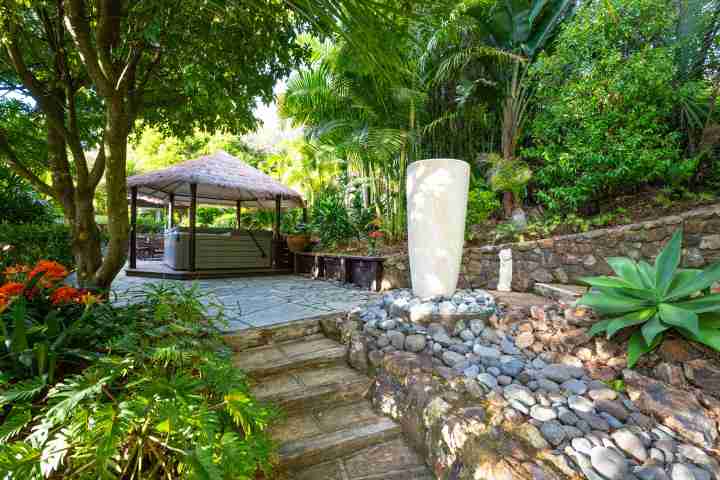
left=111, top=268, right=379, bottom=331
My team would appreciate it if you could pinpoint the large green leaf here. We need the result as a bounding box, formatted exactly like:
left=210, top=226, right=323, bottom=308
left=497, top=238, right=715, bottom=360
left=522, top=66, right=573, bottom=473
left=606, top=308, right=656, bottom=339
left=641, top=315, right=670, bottom=346
left=655, top=229, right=683, bottom=297
left=674, top=293, right=720, bottom=313
left=680, top=314, right=720, bottom=351
left=577, top=290, right=650, bottom=315
left=578, top=276, right=636, bottom=290
left=606, top=257, right=647, bottom=289
left=667, top=269, right=702, bottom=299
left=525, top=0, right=574, bottom=58
left=637, top=261, right=657, bottom=290
left=666, top=262, right=720, bottom=301
left=627, top=330, right=659, bottom=368
left=658, top=303, right=700, bottom=338
left=587, top=319, right=610, bottom=337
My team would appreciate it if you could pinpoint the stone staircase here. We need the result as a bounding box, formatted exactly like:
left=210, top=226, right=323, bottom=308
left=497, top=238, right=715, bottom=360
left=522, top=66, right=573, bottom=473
left=229, top=320, right=435, bottom=479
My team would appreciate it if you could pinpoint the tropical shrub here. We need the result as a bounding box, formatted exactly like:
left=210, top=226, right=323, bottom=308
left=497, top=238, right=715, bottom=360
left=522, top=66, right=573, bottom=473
left=0, top=261, right=102, bottom=383
left=0, top=224, right=73, bottom=271
left=526, top=0, right=699, bottom=212
left=0, top=283, right=277, bottom=479
left=466, top=180, right=500, bottom=240
left=310, top=186, right=358, bottom=248
left=580, top=229, right=720, bottom=367
left=0, top=170, right=55, bottom=225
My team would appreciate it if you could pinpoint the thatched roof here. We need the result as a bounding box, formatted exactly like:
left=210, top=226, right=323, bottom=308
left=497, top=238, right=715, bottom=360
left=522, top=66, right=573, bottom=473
left=127, top=150, right=304, bottom=209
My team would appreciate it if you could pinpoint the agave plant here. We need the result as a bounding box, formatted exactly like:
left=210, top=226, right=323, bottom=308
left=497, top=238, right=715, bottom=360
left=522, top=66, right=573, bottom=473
left=579, top=229, right=720, bottom=367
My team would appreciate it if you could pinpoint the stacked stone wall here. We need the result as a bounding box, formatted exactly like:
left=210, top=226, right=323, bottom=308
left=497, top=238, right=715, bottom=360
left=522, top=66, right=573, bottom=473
left=383, top=204, right=720, bottom=292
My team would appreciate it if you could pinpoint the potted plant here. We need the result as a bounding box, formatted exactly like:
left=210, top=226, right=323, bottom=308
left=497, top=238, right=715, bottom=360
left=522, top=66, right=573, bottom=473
left=284, top=222, right=311, bottom=252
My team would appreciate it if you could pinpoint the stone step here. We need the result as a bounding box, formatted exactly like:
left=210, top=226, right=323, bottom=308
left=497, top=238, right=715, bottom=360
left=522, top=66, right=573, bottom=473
left=274, top=401, right=402, bottom=470
left=252, top=365, right=371, bottom=413
left=291, top=439, right=435, bottom=480
left=223, top=316, right=323, bottom=351
left=533, top=282, right=587, bottom=304
left=232, top=333, right=346, bottom=378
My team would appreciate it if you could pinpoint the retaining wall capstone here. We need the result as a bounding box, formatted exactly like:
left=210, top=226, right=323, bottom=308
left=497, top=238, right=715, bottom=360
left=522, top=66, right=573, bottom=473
left=383, top=204, right=720, bottom=292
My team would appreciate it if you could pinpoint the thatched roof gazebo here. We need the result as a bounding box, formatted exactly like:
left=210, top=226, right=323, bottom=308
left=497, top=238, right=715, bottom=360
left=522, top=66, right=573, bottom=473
left=126, top=150, right=305, bottom=276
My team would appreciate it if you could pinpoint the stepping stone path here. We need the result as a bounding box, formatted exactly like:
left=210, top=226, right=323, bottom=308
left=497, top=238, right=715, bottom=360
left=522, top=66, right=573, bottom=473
left=227, top=318, right=435, bottom=479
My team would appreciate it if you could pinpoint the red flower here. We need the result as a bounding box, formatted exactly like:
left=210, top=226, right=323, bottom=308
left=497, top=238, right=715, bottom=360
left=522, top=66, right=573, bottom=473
left=0, top=282, right=25, bottom=298
left=29, top=260, right=69, bottom=286
left=368, top=230, right=384, bottom=239
left=50, top=286, right=81, bottom=305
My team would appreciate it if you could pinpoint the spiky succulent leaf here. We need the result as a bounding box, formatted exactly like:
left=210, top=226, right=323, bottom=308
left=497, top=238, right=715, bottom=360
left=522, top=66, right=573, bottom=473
left=627, top=330, right=661, bottom=368
left=579, top=276, right=636, bottom=290
left=666, top=262, right=720, bottom=301
left=587, top=319, right=610, bottom=337
left=641, top=315, right=670, bottom=346
left=673, top=293, right=720, bottom=313
left=606, top=257, right=648, bottom=289
left=606, top=308, right=656, bottom=339
left=637, top=261, right=656, bottom=289
left=658, top=303, right=700, bottom=338
left=578, top=290, right=650, bottom=315
left=655, top=229, right=683, bottom=296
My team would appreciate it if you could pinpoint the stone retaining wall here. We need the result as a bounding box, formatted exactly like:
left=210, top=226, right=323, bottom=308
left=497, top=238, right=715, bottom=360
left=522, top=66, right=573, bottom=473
left=383, top=204, right=720, bottom=292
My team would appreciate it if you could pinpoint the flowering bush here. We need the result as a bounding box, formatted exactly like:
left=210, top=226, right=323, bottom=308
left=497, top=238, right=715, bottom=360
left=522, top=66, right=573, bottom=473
left=0, top=260, right=102, bottom=382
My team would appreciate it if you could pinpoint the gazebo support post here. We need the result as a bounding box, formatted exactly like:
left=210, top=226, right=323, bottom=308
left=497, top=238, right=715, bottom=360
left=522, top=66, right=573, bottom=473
left=130, top=187, right=138, bottom=269
left=189, top=183, right=198, bottom=272
left=274, top=195, right=281, bottom=240
left=236, top=200, right=242, bottom=230
left=168, top=193, right=175, bottom=229
left=272, top=195, right=282, bottom=268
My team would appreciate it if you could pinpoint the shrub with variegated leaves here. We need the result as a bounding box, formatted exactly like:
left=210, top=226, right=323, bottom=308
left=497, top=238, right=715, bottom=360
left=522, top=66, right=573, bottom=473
left=579, top=229, right=720, bottom=367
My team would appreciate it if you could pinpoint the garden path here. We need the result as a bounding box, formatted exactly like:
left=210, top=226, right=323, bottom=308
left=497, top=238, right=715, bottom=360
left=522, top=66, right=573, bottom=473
left=111, top=270, right=379, bottom=331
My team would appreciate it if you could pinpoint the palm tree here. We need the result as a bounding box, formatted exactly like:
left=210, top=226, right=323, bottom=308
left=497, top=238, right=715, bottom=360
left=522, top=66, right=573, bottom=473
left=431, top=0, right=574, bottom=216
left=279, top=36, right=426, bottom=240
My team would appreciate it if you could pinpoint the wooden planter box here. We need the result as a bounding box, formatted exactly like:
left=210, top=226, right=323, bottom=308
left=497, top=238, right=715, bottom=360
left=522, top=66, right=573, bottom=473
left=294, top=252, right=386, bottom=291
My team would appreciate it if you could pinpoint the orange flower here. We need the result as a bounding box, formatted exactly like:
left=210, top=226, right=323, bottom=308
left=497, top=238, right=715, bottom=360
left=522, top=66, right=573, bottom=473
left=3, top=264, right=30, bottom=277
left=29, top=260, right=69, bottom=286
left=0, top=282, right=25, bottom=298
left=77, top=291, right=102, bottom=306
left=50, top=286, right=81, bottom=305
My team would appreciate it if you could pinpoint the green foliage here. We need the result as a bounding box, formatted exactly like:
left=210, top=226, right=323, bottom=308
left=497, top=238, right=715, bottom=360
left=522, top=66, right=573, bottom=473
left=0, top=225, right=73, bottom=271
left=485, top=153, right=532, bottom=196
left=310, top=186, right=359, bottom=248
left=0, top=283, right=277, bottom=479
left=280, top=210, right=309, bottom=236
left=580, top=229, right=720, bottom=367
left=527, top=0, right=705, bottom=212
left=466, top=179, right=500, bottom=240
left=0, top=170, right=54, bottom=225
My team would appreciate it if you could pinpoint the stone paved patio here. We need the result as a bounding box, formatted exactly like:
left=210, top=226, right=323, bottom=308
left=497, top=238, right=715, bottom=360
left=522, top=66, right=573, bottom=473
left=112, top=269, right=379, bottom=331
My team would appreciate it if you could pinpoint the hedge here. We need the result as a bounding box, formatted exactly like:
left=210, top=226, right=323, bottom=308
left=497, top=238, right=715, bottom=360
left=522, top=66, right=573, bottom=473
left=0, top=223, right=74, bottom=270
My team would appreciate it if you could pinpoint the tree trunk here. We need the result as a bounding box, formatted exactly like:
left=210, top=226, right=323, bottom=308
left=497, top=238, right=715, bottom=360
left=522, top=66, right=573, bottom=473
left=93, top=96, right=130, bottom=289
left=502, top=191, right=514, bottom=218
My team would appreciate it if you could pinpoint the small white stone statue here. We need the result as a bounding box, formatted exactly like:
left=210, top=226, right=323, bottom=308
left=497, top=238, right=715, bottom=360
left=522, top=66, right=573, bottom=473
left=497, top=248, right=513, bottom=292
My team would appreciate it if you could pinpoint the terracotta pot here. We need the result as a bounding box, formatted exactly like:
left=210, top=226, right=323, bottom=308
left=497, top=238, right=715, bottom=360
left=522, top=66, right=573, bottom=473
left=286, top=234, right=311, bottom=252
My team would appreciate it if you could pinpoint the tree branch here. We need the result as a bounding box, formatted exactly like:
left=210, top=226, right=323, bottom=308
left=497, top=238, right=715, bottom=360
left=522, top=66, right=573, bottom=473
left=0, top=129, right=58, bottom=200
left=89, top=141, right=106, bottom=189
left=63, top=0, right=113, bottom=95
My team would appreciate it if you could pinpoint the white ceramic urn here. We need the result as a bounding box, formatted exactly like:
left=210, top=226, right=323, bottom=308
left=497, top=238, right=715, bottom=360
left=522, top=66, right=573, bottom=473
left=406, top=158, right=470, bottom=298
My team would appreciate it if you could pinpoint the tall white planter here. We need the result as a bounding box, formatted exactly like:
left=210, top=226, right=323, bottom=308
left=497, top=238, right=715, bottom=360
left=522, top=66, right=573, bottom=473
left=407, top=159, right=470, bottom=298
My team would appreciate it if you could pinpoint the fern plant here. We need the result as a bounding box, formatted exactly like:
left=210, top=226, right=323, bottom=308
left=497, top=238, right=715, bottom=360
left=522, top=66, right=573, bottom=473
left=0, top=283, right=277, bottom=479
